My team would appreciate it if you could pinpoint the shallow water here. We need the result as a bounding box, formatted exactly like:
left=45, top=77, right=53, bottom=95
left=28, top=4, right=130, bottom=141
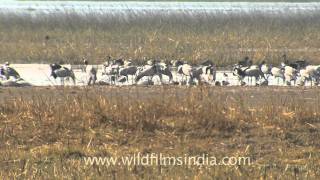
left=6, top=64, right=310, bottom=87
left=1, top=1, right=320, bottom=15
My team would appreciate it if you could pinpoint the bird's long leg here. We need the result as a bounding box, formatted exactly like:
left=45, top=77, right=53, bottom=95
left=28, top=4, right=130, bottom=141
left=182, top=74, right=185, bottom=85
left=159, top=74, right=163, bottom=85
left=93, top=74, right=96, bottom=85
left=175, top=71, right=178, bottom=82
left=131, top=75, right=134, bottom=85
left=240, top=77, right=243, bottom=86
left=87, top=77, right=92, bottom=86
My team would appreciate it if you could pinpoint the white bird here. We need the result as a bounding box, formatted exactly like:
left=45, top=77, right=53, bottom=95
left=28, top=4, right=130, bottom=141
left=119, top=66, right=138, bottom=84
left=260, top=62, right=285, bottom=85
left=103, top=64, right=119, bottom=84
left=177, top=64, right=193, bottom=84
left=270, top=67, right=285, bottom=85
left=283, top=66, right=297, bottom=86
left=233, top=66, right=266, bottom=86
left=299, top=65, right=320, bottom=86
left=259, top=61, right=271, bottom=79
left=157, top=63, right=173, bottom=83
left=86, top=65, right=97, bottom=86
left=177, top=64, right=215, bottom=85
left=0, top=63, right=21, bottom=80
left=50, top=64, right=76, bottom=85
left=135, top=65, right=162, bottom=83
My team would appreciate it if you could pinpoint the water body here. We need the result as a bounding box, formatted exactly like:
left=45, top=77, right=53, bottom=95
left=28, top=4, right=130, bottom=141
left=1, top=1, right=320, bottom=15
left=6, top=64, right=309, bottom=87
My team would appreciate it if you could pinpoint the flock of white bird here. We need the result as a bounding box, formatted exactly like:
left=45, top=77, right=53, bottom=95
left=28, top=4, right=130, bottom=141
left=237, top=55, right=320, bottom=86
left=1, top=55, right=320, bottom=87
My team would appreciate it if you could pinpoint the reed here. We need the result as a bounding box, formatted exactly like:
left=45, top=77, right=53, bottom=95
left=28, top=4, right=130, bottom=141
left=1, top=11, right=320, bottom=66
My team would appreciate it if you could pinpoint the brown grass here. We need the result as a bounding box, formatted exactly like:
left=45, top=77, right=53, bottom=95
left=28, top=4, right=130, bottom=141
left=0, top=86, right=319, bottom=178
left=1, top=11, right=320, bottom=66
